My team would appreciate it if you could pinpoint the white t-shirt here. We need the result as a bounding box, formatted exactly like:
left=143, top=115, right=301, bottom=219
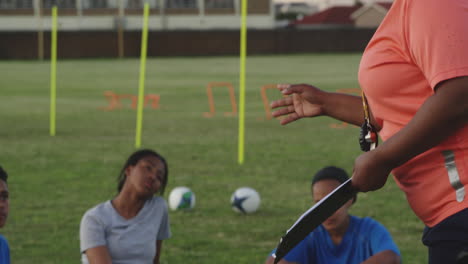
left=80, top=196, right=171, bottom=264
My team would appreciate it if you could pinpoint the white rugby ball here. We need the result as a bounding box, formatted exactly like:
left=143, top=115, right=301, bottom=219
left=231, top=187, right=261, bottom=214
left=168, top=186, right=196, bottom=211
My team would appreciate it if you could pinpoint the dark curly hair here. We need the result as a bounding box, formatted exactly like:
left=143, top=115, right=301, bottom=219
left=312, top=166, right=356, bottom=203
left=0, top=166, right=7, bottom=184
left=117, top=149, right=168, bottom=195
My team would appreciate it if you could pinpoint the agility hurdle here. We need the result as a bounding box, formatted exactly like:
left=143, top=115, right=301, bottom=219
left=204, top=82, right=238, bottom=118
left=260, top=84, right=278, bottom=120
left=260, top=84, right=289, bottom=120
left=100, top=91, right=160, bottom=111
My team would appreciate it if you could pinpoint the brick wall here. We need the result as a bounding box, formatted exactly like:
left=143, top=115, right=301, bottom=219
left=0, top=28, right=376, bottom=59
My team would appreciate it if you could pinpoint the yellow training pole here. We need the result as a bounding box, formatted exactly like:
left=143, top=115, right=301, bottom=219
left=117, top=0, right=125, bottom=58
left=36, top=0, right=44, bottom=60
left=135, top=3, right=150, bottom=148
left=238, top=0, right=247, bottom=164
left=50, top=5, right=58, bottom=136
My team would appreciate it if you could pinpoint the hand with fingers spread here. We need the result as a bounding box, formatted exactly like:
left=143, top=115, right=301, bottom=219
left=270, top=84, right=327, bottom=125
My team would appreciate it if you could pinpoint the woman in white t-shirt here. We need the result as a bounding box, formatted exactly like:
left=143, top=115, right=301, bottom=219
left=80, top=149, right=171, bottom=264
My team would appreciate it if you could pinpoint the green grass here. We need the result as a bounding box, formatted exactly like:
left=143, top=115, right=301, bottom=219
left=0, top=54, right=426, bottom=263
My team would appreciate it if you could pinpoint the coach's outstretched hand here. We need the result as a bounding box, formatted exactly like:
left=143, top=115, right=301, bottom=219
left=270, top=84, right=326, bottom=125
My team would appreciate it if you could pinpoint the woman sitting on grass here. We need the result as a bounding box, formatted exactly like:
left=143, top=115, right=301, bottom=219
left=80, top=149, right=171, bottom=264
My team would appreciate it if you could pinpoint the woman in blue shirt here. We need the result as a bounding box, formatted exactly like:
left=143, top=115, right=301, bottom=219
left=265, top=166, right=400, bottom=264
left=0, top=166, right=10, bottom=264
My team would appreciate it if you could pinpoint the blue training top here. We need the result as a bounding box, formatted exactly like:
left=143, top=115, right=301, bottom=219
left=272, top=216, right=400, bottom=264
left=0, top=234, right=10, bottom=264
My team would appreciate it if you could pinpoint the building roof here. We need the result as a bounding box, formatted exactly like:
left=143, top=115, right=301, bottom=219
left=377, top=2, right=392, bottom=9
left=290, top=2, right=393, bottom=26
left=350, top=2, right=392, bottom=20
left=291, top=5, right=362, bottom=25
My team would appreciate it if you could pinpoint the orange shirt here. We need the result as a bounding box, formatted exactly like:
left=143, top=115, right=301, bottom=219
left=358, top=0, right=468, bottom=227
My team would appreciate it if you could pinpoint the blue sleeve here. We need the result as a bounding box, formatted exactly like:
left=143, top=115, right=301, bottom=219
left=367, top=218, right=400, bottom=256
left=0, top=235, right=10, bottom=264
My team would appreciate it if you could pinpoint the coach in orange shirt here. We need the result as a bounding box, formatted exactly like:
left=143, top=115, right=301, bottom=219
left=270, top=0, right=468, bottom=263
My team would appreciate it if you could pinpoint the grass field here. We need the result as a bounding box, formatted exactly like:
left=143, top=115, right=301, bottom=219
left=0, top=54, right=426, bottom=263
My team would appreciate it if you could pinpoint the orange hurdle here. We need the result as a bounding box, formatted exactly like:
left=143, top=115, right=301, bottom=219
left=204, top=82, right=238, bottom=117
left=100, top=91, right=130, bottom=110
left=261, top=84, right=277, bottom=120
left=142, top=94, right=160, bottom=109
left=260, top=84, right=288, bottom=120
left=329, top=88, right=361, bottom=128
left=101, top=91, right=160, bottom=111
